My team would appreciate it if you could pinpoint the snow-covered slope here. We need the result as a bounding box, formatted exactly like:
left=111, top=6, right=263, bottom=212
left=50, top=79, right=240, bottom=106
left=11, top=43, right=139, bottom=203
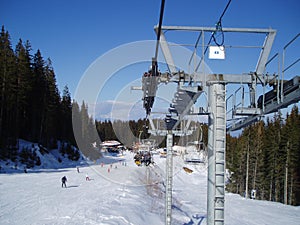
left=0, top=139, right=87, bottom=173
left=0, top=151, right=299, bottom=225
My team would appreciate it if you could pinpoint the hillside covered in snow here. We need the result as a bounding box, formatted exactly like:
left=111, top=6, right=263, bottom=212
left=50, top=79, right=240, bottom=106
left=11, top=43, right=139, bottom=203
left=1, top=149, right=299, bottom=225
left=0, top=139, right=86, bottom=174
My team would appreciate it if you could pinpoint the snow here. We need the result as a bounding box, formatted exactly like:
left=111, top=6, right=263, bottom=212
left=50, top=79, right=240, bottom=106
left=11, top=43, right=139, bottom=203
left=0, top=139, right=87, bottom=173
left=1, top=149, right=300, bottom=225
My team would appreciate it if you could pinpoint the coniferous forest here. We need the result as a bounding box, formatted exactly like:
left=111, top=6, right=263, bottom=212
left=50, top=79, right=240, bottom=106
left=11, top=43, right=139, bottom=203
left=226, top=107, right=300, bottom=205
left=0, top=26, right=299, bottom=205
left=0, top=26, right=75, bottom=153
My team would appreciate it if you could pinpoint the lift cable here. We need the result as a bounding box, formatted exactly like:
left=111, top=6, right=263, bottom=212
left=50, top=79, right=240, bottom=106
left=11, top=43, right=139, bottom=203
left=143, top=0, right=166, bottom=121
left=212, top=0, right=231, bottom=45
left=196, top=0, right=232, bottom=71
left=154, top=0, right=166, bottom=62
left=208, top=0, right=232, bottom=47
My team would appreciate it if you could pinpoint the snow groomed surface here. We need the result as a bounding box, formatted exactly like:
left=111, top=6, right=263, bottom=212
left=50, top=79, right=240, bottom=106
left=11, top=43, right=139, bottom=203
left=0, top=151, right=299, bottom=225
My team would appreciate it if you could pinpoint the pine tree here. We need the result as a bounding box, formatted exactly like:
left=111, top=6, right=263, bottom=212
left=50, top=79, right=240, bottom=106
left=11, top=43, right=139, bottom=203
left=263, top=117, right=277, bottom=201
left=30, top=49, right=46, bottom=142
left=0, top=26, right=17, bottom=151
left=42, top=58, right=61, bottom=148
left=80, top=101, right=89, bottom=142
left=252, top=121, right=265, bottom=200
left=71, top=101, right=101, bottom=160
left=15, top=39, right=33, bottom=140
left=284, top=106, right=300, bottom=205
left=72, top=100, right=81, bottom=144
left=60, top=85, right=73, bottom=143
left=226, top=134, right=239, bottom=193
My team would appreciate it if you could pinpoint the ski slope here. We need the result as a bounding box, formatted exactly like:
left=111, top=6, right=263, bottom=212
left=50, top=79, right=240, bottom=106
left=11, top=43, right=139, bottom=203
left=0, top=151, right=299, bottom=225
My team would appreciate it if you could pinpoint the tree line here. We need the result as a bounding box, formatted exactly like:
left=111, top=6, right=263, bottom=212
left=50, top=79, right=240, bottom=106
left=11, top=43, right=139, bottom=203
left=0, top=26, right=75, bottom=159
left=226, top=105, right=300, bottom=205
left=94, top=119, right=208, bottom=149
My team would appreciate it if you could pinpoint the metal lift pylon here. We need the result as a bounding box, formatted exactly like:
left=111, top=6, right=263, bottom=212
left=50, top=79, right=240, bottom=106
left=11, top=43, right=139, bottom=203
left=165, top=130, right=173, bottom=225
left=145, top=115, right=194, bottom=225
left=153, top=25, right=276, bottom=225
left=138, top=21, right=284, bottom=225
left=207, top=81, right=226, bottom=225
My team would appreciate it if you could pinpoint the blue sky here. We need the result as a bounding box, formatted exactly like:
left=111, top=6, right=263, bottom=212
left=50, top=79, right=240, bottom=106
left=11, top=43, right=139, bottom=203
left=1, top=0, right=299, bottom=120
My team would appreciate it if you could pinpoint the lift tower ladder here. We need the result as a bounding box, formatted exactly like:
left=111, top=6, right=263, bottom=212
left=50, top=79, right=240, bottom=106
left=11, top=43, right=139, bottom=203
left=212, top=82, right=226, bottom=225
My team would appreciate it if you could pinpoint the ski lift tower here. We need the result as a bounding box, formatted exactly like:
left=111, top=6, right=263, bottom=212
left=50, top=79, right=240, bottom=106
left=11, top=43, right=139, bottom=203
left=146, top=114, right=194, bottom=225
left=142, top=25, right=278, bottom=225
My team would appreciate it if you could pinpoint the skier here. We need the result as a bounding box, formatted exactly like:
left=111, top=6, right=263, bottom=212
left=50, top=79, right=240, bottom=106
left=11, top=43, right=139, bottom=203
left=144, top=152, right=152, bottom=166
left=76, top=166, right=80, bottom=173
left=251, top=189, right=256, bottom=199
left=86, top=174, right=90, bottom=181
left=61, top=176, right=67, bottom=188
left=134, top=152, right=142, bottom=166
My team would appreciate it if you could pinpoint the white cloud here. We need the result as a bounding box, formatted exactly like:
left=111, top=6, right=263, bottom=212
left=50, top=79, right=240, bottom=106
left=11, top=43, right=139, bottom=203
left=94, top=100, right=146, bottom=121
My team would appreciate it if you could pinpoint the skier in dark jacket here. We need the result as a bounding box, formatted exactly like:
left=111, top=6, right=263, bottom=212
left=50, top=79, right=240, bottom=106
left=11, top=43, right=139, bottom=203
left=61, top=176, right=67, bottom=188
